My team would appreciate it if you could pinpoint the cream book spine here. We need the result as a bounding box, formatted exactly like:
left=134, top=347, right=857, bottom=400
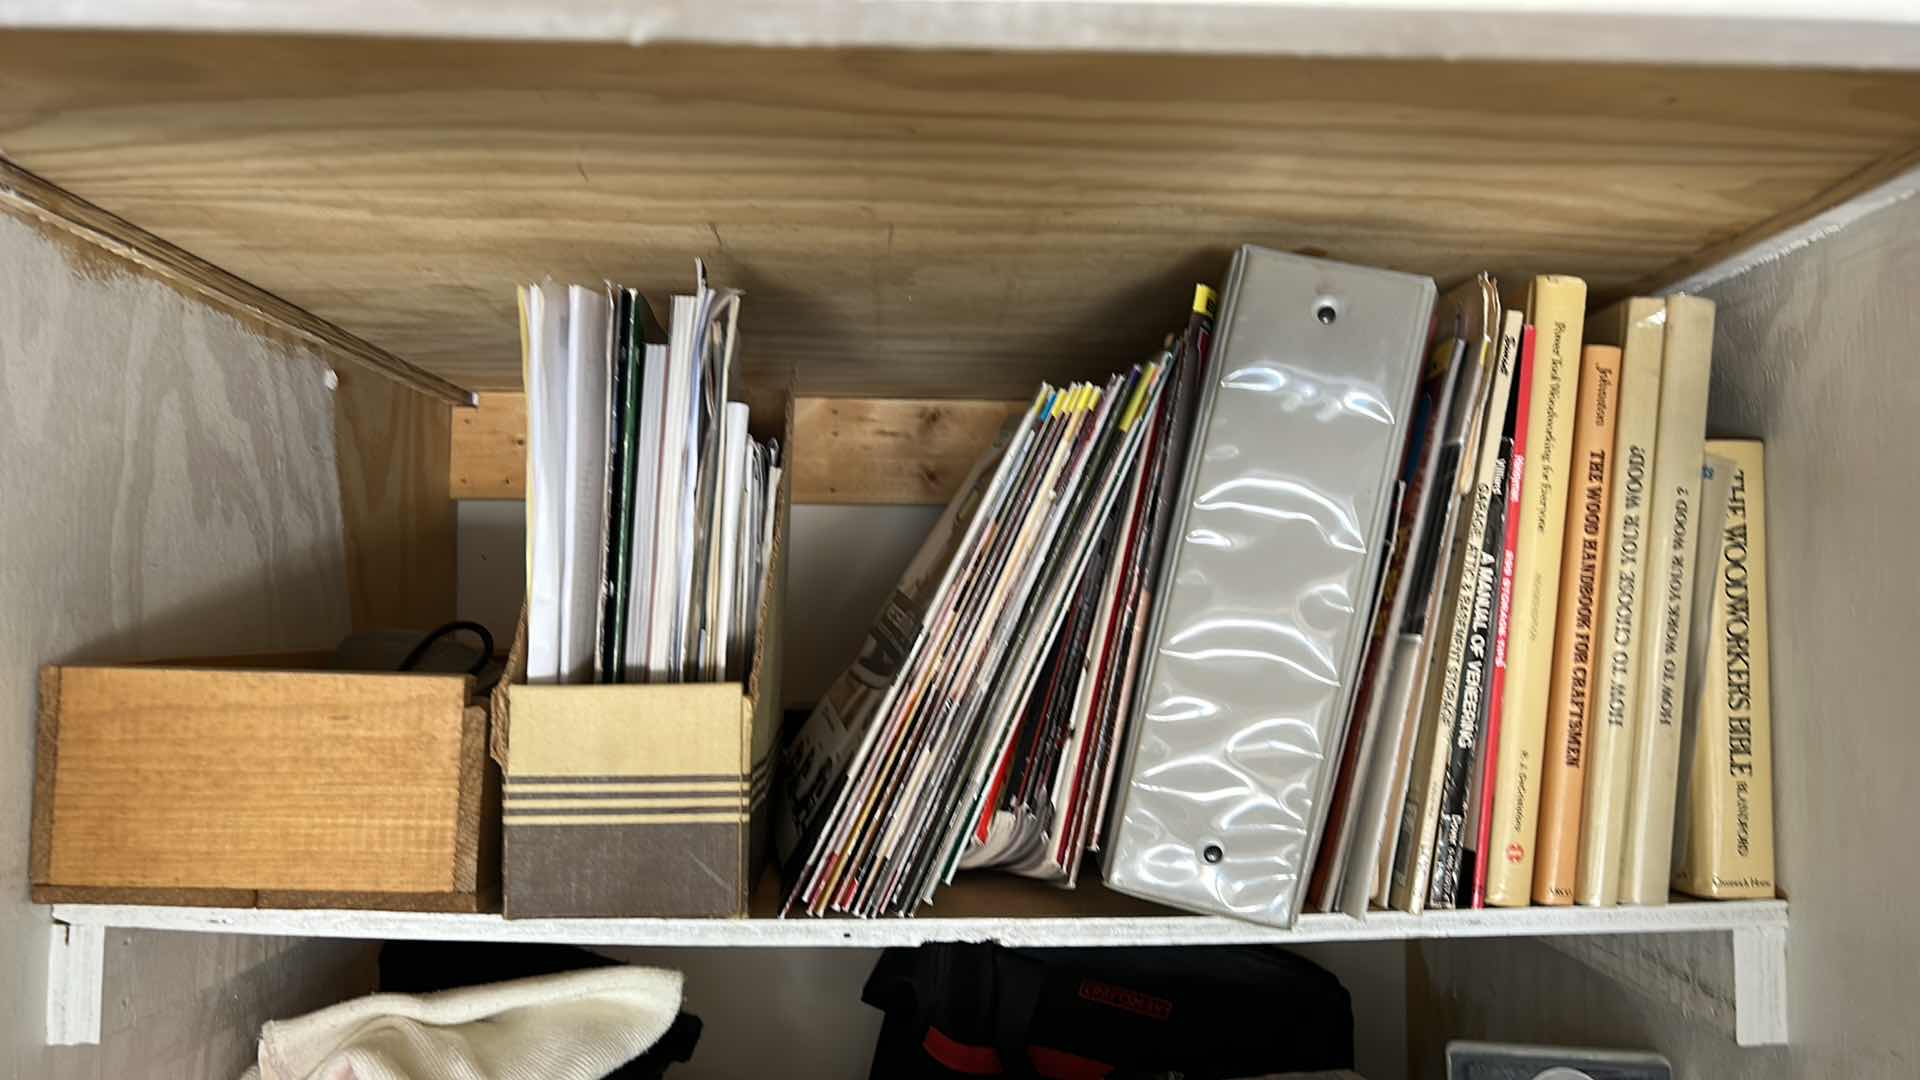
left=1673, top=439, right=1775, bottom=899
left=1484, top=275, right=1587, bottom=907
left=1619, top=293, right=1715, bottom=905
left=1575, top=298, right=1667, bottom=906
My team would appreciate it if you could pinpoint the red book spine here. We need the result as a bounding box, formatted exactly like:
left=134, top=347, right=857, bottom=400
left=1472, top=325, right=1535, bottom=909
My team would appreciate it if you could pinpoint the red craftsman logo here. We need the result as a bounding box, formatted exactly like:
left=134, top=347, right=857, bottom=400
left=1505, top=842, right=1525, bottom=864
left=1077, top=979, right=1173, bottom=1021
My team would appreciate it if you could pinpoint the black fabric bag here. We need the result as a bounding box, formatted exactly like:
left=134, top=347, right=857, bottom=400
left=863, top=941, right=1353, bottom=1079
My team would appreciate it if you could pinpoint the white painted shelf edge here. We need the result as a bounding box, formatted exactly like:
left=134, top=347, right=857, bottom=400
left=49, top=897, right=1785, bottom=949
left=44, top=899, right=1790, bottom=1047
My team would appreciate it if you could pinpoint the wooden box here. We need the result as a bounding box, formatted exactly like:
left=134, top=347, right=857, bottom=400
left=31, top=660, right=497, bottom=911
left=493, top=396, right=791, bottom=919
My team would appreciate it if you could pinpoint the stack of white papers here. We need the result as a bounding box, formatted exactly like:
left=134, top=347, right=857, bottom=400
left=520, top=263, right=779, bottom=686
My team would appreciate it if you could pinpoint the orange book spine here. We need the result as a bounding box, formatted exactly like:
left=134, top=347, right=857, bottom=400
left=1531, top=344, right=1622, bottom=904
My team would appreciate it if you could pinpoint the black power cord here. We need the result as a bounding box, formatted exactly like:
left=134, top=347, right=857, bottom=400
left=397, top=620, right=499, bottom=692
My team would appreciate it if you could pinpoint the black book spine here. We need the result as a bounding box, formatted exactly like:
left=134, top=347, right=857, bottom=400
left=1446, top=438, right=1514, bottom=907
left=1427, top=449, right=1508, bottom=908
left=597, top=288, right=634, bottom=682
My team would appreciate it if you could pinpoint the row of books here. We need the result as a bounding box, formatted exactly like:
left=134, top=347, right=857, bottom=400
left=1306, top=275, right=1775, bottom=914
left=520, top=263, right=779, bottom=686
left=773, top=289, right=1218, bottom=917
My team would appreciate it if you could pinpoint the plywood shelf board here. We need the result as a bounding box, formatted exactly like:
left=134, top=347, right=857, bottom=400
left=6, top=1, right=1920, bottom=68
left=5, top=32, right=1920, bottom=397
left=0, top=158, right=470, bottom=405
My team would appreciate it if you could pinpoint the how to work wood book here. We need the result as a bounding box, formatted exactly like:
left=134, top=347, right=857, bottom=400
left=1485, top=275, right=1587, bottom=907
left=1532, top=343, right=1622, bottom=904
left=1620, top=294, right=1716, bottom=906
left=1576, top=298, right=1667, bottom=907
left=1673, top=439, right=1775, bottom=900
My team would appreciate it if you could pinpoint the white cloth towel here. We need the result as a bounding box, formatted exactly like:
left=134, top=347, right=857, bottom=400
left=241, top=966, right=684, bottom=1080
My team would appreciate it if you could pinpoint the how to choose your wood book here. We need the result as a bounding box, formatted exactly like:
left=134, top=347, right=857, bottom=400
left=1673, top=439, right=1775, bottom=900
left=1485, top=275, right=1587, bottom=907
left=1531, top=342, right=1622, bottom=904
left=1620, top=293, right=1716, bottom=905
left=1576, top=298, right=1668, bottom=907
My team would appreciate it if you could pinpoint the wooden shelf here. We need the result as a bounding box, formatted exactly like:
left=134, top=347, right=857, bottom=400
left=5, top=32, right=1920, bottom=398
left=49, top=895, right=1785, bottom=950
left=44, top=871, right=1791, bottom=1049
left=10, top=1, right=1920, bottom=68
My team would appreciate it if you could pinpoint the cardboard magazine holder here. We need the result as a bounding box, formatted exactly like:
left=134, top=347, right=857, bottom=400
left=491, top=393, right=790, bottom=918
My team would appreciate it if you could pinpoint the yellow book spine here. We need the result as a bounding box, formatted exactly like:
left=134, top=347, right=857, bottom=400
left=1576, top=298, right=1667, bottom=906
left=1485, top=274, right=1587, bottom=907
left=1620, top=293, right=1716, bottom=905
left=1531, top=343, right=1621, bottom=904
left=1673, top=440, right=1775, bottom=899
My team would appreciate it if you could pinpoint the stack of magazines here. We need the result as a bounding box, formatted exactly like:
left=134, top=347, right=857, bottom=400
left=521, top=262, right=780, bottom=686
left=775, top=288, right=1217, bottom=917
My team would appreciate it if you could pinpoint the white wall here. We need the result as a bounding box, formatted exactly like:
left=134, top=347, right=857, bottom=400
left=0, top=212, right=376, bottom=1079
left=1411, top=192, right=1920, bottom=1078
left=460, top=499, right=1410, bottom=1079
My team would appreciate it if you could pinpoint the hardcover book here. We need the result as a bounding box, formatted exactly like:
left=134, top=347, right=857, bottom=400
left=1673, top=439, right=1775, bottom=900
left=1620, top=293, right=1715, bottom=905
left=1531, top=342, right=1622, bottom=904
left=1576, top=298, right=1667, bottom=906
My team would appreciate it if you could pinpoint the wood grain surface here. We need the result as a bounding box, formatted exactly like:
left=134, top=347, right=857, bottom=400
left=333, top=363, right=459, bottom=632
left=0, top=158, right=469, bottom=404
left=41, top=666, right=475, bottom=893
left=452, top=391, right=1023, bottom=504
left=3, top=32, right=1918, bottom=397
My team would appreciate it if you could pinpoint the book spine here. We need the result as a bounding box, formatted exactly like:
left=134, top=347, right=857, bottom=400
left=1485, top=276, right=1587, bottom=907
left=1311, top=341, right=1450, bottom=912
left=1667, top=453, right=1735, bottom=896
left=1370, top=342, right=1471, bottom=910
left=1531, top=344, right=1621, bottom=903
left=1673, top=441, right=1775, bottom=899
left=1470, top=325, right=1535, bottom=908
left=1440, top=453, right=1505, bottom=908
left=1575, top=299, right=1666, bottom=906
left=1620, top=294, right=1716, bottom=905
left=1391, top=334, right=1493, bottom=914
left=1426, top=308, right=1521, bottom=910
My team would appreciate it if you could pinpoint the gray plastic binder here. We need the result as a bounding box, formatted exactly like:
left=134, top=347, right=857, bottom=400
left=1103, top=246, right=1435, bottom=927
